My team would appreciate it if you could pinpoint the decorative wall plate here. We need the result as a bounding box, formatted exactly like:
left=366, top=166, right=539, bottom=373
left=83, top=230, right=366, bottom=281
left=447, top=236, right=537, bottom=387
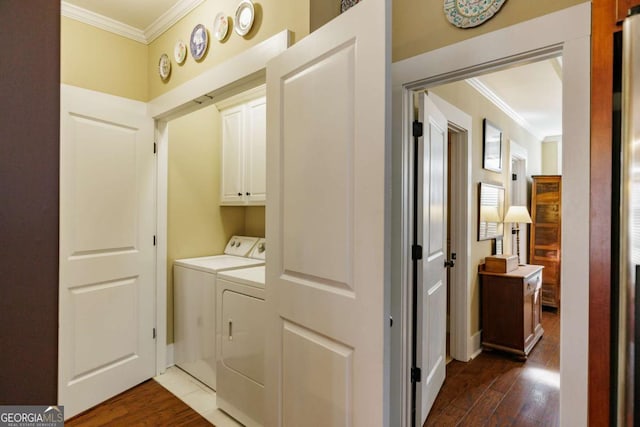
left=158, top=53, right=171, bottom=80
left=190, top=24, right=209, bottom=61
left=213, top=12, right=229, bottom=41
left=444, top=0, right=507, bottom=29
left=234, top=0, right=255, bottom=36
left=174, top=39, right=187, bottom=64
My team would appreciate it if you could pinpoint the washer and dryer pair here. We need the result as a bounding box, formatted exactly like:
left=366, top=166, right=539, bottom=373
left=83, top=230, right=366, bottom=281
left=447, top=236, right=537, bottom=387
left=173, top=236, right=266, bottom=426
left=173, top=236, right=265, bottom=391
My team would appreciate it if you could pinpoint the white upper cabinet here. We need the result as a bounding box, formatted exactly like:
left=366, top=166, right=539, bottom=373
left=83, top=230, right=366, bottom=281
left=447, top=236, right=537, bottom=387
left=219, top=88, right=266, bottom=206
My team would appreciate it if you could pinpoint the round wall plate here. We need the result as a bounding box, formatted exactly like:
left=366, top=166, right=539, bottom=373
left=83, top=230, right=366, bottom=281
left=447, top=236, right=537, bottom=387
left=190, top=24, right=209, bottom=61
left=158, top=53, right=171, bottom=80
left=444, top=0, right=507, bottom=28
left=174, top=39, right=187, bottom=64
left=213, top=12, right=229, bottom=41
left=234, top=0, right=255, bottom=36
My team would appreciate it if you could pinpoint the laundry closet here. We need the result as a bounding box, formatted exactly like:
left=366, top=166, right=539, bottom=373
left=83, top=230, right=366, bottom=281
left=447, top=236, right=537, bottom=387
left=168, top=85, right=267, bottom=426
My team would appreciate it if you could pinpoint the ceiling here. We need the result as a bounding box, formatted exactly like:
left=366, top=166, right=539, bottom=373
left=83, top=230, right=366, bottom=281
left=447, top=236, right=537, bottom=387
left=470, top=58, right=563, bottom=141
left=62, top=1, right=563, bottom=140
left=64, top=0, right=183, bottom=30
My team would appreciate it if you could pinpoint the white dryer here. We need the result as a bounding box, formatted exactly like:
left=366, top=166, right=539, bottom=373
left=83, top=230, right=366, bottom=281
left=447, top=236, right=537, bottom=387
left=173, top=236, right=265, bottom=390
left=216, top=258, right=266, bottom=427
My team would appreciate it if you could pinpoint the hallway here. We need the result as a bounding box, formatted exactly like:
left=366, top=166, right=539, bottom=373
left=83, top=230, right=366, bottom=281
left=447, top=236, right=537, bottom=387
left=425, top=310, right=560, bottom=426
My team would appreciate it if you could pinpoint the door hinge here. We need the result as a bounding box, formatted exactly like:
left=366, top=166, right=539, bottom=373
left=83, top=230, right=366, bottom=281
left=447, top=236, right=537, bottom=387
left=412, top=120, right=423, bottom=138
left=411, top=367, right=422, bottom=383
left=412, top=244, right=423, bottom=261
left=154, top=142, right=157, bottom=154
left=512, top=173, right=517, bottom=181
left=153, top=235, right=156, bottom=246
left=153, top=328, right=156, bottom=339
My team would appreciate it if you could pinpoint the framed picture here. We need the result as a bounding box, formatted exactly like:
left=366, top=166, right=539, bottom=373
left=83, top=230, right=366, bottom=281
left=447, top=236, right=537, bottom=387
left=483, top=119, right=502, bottom=172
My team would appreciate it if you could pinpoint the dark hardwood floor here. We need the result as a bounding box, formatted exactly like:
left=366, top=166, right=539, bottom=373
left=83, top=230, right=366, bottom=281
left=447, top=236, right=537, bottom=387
left=425, top=309, right=560, bottom=426
left=66, top=379, right=211, bottom=426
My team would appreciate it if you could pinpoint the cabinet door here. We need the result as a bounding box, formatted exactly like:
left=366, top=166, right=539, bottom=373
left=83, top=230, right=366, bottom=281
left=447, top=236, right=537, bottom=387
left=245, top=97, right=266, bottom=204
left=221, top=105, right=245, bottom=204
left=523, top=284, right=535, bottom=350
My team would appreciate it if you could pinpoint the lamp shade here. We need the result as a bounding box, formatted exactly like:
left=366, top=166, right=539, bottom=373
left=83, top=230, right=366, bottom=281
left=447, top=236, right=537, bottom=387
left=480, top=205, right=502, bottom=222
left=503, top=205, right=532, bottom=223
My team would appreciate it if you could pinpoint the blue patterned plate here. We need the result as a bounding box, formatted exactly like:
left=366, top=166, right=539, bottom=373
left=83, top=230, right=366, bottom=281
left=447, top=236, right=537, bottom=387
left=444, top=0, right=507, bottom=28
left=190, top=24, right=208, bottom=61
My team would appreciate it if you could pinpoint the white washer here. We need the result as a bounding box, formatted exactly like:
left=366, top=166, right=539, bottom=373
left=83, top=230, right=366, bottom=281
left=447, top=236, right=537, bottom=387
left=173, top=236, right=265, bottom=390
left=216, top=261, right=266, bottom=427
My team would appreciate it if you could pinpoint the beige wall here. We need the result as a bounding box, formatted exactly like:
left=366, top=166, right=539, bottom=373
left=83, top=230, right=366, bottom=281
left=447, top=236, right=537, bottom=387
left=61, top=17, right=148, bottom=101
left=167, top=104, right=247, bottom=342
left=392, top=0, right=585, bottom=62
left=310, top=0, right=341, bottom=32
left=147, top=0, right=310, bottom=99
left=431, top=80, right=542, bottom=334
left=246, top=206, right=266, bottom=237
left=542, top=140, right=562, bottom=174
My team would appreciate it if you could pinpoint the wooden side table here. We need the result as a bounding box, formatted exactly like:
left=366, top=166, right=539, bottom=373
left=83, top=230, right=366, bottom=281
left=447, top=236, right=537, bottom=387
left=479, top=264, right=544, bottom=357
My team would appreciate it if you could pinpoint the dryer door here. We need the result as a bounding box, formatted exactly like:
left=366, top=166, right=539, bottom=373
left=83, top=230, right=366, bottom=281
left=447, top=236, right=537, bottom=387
left=221, top=289, right=266, bottom=384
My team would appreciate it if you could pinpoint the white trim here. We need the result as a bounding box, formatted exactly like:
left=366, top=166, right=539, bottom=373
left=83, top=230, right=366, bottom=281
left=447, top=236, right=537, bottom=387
left=544, top=134, right=563, bottom=142
left=214, top=84, right=266, bottom=110
left=509, top=141, right=528, bottom=263
left=510, top=140, right=528, bottom=161
left=145, top=0, right=206, bottom=44
left=151, top=31, right=291, bottom=382
left=466, top=77, right=545, bottom=140
left=429, top=92, right=472, bottom=363
left=61, top=0, right=205, bottom=45
left=469, top=330, right=482, bottom=360
left=61, top=1, right=147, bottom=44
left=165, top=344, right=175, bottom=368
left=391, top=3, right=591, bottom=425
left=155, top=120, right=169, bottom=376
left=559, top=32, right=590, bottom=427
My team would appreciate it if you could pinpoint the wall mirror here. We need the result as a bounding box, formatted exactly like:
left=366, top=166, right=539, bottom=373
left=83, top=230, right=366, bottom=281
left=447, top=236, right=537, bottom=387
left=483, top=118, right=502, bottom=172
left=478, top=182, right=505, bottom=241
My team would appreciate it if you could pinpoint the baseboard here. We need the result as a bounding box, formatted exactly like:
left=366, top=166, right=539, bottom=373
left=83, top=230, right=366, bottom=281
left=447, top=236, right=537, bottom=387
left=468, top=330, right=482, bottom=360
left=166, top=343, right=174, bottom=369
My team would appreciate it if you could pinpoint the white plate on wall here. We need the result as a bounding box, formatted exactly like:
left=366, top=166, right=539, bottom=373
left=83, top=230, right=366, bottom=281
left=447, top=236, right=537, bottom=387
left=174, top=39, right=187, bottom=64
left=158, top=53, right=171, bottom=80
left=213, top=12, right=229, bottom=41
left=234, top=0, right=255, bottom=36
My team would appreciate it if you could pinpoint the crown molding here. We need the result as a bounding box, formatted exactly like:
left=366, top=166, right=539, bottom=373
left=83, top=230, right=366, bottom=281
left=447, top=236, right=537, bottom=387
left=145, top=0, right=206, bottom=43
left=61, top=2, right=147, bottom=44
left=61, top=0, right=205, bottom=45
left=465, top=77, right=545, bottom=141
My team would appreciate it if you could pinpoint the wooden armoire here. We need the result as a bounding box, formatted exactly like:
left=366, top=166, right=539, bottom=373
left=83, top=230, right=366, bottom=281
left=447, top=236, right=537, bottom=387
left=529, top=175, right=562, bottom=308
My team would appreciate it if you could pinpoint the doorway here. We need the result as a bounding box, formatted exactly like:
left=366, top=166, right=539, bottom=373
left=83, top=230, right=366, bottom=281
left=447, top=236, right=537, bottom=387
left=391, top=3, right=590, bottom=426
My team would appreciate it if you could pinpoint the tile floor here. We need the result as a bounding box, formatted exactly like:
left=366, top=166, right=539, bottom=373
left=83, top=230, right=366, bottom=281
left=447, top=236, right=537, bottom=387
left=154, top=366, right=242, bottom=427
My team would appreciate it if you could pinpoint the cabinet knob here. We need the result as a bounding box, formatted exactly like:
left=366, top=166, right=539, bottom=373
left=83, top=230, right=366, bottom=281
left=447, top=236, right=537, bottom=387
left=246, top=192, right=251, bottom=196
left=237, top=192, right=242, bottom=196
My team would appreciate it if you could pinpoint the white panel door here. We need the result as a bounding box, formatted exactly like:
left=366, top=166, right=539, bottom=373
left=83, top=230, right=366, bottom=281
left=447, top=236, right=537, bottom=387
left=265, top=1, right=389, bottom=426
left=246, top=97, right=267, bottom=203
left=59, top=85, right=156, bottom=418
left=416, top=93, right=448, bottom=425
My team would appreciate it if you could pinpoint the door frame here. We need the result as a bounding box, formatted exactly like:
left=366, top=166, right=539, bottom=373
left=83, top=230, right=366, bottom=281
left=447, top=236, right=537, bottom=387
left=429, top=92, right=472, bottom=363
left=391, top=3, right=591, bottom=425
left=509, top=141, right=528, bottom=263
left=148, top=30, right=291, bottom=373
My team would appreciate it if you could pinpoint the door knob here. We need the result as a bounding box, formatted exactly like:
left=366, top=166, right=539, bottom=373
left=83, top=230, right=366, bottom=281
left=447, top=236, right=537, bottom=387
left=444, top=259, right=455, bottom=268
